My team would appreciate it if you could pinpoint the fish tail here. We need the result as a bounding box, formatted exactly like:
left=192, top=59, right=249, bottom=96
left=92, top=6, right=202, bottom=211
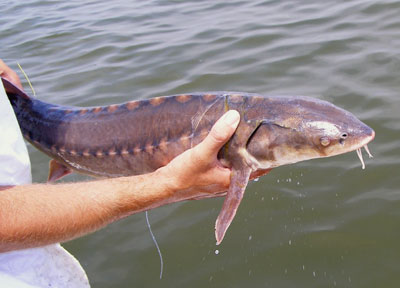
left=1, top=77, right=32, bottom=100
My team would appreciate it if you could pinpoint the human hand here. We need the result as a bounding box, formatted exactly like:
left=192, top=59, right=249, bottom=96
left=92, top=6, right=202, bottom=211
left=162, top=110, right=240, bottom=197
left=0, top=59, right=23, bottom=91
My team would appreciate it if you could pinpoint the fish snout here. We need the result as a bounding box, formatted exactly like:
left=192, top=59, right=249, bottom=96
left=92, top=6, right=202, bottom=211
left=369, top=127, right=375, bottom=141
left=360, top=124, right=375, bottom=146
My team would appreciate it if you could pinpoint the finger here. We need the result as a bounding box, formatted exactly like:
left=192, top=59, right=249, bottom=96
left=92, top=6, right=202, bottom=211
left=0, top=59, right=23, bottom=90
left=196, top=110, right=240, bottom=159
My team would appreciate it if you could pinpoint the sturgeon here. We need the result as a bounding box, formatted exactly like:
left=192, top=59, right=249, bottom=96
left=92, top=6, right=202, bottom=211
left=2, top=78, right=375, bottom=244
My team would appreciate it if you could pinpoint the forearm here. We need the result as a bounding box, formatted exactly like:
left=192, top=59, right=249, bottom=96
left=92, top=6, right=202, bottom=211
left=0, top=168, right=177, bottom=252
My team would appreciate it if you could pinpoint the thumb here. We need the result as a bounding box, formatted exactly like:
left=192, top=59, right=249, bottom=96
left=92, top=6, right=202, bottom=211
left=198, top=110, right=240, bottom=158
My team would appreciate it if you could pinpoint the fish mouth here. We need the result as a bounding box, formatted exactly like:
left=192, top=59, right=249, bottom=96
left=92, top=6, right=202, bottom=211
left=355, top=129, right=375, bottom=169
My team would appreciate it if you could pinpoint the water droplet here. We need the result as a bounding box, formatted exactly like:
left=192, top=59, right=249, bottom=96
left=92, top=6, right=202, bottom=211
left=248, top=235, right=252, bottom=241
left=313, top=271, right=316, bottom=277
left=253, top=178, right=259, bottom=182
left=288, top=240, right=292, bottom=245
left=215, top=249, right=219, bottom=255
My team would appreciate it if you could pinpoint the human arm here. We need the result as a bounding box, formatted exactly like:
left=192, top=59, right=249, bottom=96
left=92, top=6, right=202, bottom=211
left=0, top=110, right=240, bottom=252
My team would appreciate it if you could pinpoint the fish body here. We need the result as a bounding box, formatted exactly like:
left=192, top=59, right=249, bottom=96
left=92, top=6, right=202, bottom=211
left=2, top=78, right=375, bottom=244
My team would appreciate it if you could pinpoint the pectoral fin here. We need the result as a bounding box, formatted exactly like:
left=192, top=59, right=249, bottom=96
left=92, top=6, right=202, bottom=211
left=214, top=116, right=267, bottom=244
left=215, top=166, right=252, bottom=245
left=48, top=159, right=72, bottom=182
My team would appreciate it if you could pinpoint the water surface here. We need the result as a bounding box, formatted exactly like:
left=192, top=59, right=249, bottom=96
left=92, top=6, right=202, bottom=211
left=1, top=0, right=399, bottom=287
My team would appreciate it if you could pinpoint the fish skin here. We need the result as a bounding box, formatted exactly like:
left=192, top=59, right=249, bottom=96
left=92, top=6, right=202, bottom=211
left=2, top=77, right=375, bottom=244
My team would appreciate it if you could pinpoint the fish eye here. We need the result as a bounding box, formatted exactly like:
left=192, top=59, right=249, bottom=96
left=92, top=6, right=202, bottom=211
left=320, top=137, right=330, bottom=146
left=340, top=133, right=348, bottom=139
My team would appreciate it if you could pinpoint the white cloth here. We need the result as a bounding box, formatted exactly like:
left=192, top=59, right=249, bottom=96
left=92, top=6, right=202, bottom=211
left=0, top=81, right=90, bottom=287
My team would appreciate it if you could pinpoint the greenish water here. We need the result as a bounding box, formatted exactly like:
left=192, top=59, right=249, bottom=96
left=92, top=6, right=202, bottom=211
left=1, top=0, right=399, bottom=287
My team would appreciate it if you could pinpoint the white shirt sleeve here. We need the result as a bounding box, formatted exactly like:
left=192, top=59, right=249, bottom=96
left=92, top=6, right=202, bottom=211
left=0, top=80, right=32, bottom=186
left=0, top=81, right=90, bottom=288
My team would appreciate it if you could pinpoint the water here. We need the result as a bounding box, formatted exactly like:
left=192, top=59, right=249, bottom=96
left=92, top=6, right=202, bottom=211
left=1, top=0, right=399, bottom=287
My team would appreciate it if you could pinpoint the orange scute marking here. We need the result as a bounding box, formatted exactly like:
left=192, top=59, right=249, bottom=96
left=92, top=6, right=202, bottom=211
left=203, top=93, right=217, bottom=102
left=107, top=105, right=119, bottom=113
left=229, top=94, right=243, bottom=103
left=92, top=107, right=103, bottom=113
left=149, top=97, right=165, bottom=106
left=79, top=109, right=89, bottom=115
left=126, top=101, right=140, bottom=110
left=176, top=94, right=191, bottom=103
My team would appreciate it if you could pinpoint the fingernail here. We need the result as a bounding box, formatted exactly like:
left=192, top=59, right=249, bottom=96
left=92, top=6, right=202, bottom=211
left=223, top=110, right=240, bottom=127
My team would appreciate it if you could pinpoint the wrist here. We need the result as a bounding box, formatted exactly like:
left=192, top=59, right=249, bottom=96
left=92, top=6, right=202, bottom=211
left=155, top=165, right=181, bottom=194
left=113, top=168, right=178, bottom=216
